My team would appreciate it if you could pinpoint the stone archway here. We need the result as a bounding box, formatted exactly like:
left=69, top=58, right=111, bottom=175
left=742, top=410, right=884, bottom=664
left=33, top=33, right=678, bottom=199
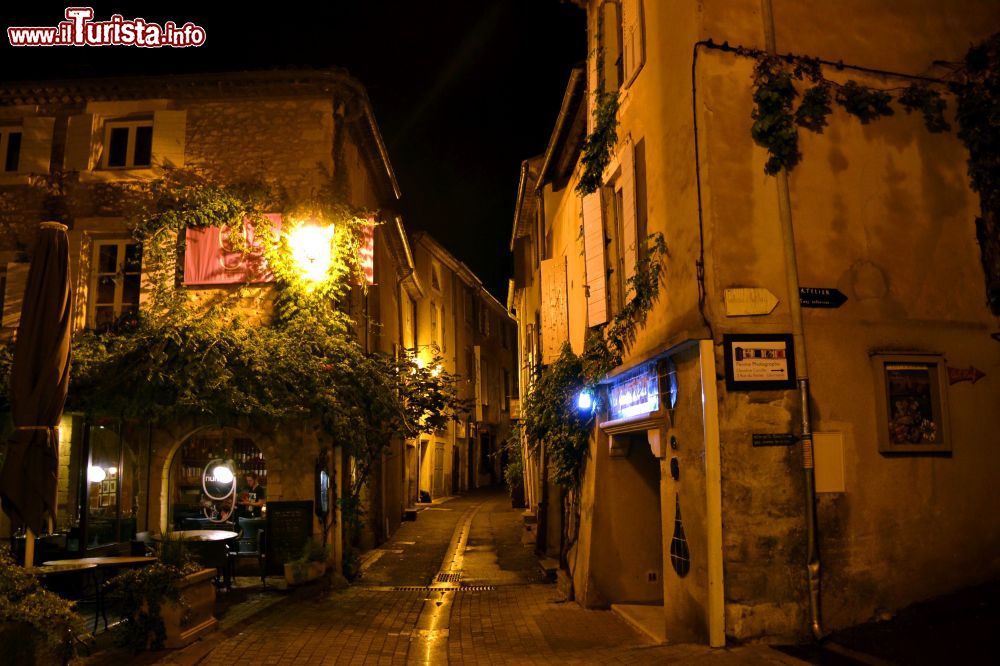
left=152, top=423, right=282, bottom=534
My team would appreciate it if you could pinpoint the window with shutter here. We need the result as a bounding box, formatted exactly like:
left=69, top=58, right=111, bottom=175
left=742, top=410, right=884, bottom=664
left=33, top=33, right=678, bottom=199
left=89, top=238, right=142, bottom=331
left=103, top=120, right=154, bottom=169
left=582, top=192, right=608, bottom=326
left=622, top=0, right=645, bottom=87
left=19, top=117, right=55, bottom=175
left=0, top=129, right=22, bottom=173
left=620, top=139, right=638, bottom=294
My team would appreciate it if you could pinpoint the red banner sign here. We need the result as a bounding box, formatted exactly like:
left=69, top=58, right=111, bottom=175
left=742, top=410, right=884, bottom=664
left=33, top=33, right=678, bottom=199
left=183, top=214, right=281, bottom=285
left=183, top=214, right=376, bottom=286
left=359, top=219, right=375, bottom=285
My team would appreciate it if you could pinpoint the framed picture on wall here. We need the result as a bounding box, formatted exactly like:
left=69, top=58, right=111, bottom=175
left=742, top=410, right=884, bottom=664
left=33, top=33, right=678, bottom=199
left=872, top=353, right=951, bottom=454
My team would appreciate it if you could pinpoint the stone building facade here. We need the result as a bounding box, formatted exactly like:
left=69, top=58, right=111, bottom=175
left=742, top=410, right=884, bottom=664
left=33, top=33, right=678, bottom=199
left=512, top=0, right=1000, bottom=646
left=409, top=232, right=518, bottom=503
left=0, top=70, right=418, bottom=572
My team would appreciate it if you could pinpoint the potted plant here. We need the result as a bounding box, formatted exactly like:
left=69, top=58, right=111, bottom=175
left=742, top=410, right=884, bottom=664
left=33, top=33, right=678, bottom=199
left=105, top=535, right=218, bottom=651
left=0, top=546, right=77, bottom=665
left=283, top=538, right=330, bottom=586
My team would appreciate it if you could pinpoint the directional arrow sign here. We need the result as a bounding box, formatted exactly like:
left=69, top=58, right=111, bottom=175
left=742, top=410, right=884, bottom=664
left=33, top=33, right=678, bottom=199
left=724, top=287, right=779, bottom=316
left=799, top=287, right=848, bottom=309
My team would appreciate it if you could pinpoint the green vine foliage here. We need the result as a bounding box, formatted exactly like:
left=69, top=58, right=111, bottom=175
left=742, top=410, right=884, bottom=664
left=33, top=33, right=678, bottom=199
left=744, top=34, right=999, bottom=312
left=752, top=55, right=804, bottom=174
left=521, top=344, right=591, bottom=489
left=576, top=92, right=621, bottom=196
left=953, top=33, right=1000, bottom=314
left=750, top=54, right=952, bottom=174
left=834, top=80, right=894, bottom=123
left=519, top=233, right=666, bottom=489
left=0, top=546, right=78, bottom=662
left=3, top=168, right=467, bottom=551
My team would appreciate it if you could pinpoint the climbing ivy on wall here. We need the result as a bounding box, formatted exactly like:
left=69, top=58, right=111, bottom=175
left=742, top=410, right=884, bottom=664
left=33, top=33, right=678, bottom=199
left=519, top=233, right=666, bottom=489
left=748, top=50, right=948, bottom=175
left=741, top=33, right=1000, bottom=314
left=2, top=168, right=467, bottom=565
left=952, top=34, right=1000, bottom=314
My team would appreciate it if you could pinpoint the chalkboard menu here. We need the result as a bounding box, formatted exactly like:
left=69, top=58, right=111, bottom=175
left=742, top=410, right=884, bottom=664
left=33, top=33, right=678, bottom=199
left=264, top=500, right=314, bottom=574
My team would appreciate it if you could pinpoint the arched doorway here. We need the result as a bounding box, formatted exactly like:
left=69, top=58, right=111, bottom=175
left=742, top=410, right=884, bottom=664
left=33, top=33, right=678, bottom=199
left=167, top=429, right=267, bottom=529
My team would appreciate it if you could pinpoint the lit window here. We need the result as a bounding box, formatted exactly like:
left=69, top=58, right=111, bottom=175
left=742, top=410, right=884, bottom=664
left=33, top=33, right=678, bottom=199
left=0, top=128, right=21, bottom=173
left=103, top=120, right=153, bottom=168
left=89, top=238, right=142, bottom=331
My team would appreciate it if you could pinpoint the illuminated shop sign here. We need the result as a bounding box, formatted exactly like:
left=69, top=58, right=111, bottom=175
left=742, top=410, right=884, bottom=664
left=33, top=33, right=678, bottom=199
left=607, top=362, right=660, bottom=421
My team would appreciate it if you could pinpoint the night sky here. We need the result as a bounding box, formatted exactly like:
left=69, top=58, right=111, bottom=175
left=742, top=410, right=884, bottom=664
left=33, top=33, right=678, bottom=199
left=1, top=1, right=587, bottom=299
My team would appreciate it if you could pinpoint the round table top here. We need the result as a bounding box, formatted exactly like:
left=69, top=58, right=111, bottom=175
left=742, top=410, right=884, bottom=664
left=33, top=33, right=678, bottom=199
left=158, top=529, right=238, bottom=542
left=43, top=556, right=156, bottom=567
left=24, top=562, right=98, bottom=575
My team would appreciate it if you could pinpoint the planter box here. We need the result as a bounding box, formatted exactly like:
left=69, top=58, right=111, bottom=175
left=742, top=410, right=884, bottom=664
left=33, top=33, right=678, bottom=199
left=161, top=568, right=218, bottom=649
left=284, top=560, right=327, bottom=586
left=0, top=621, right=63, bottom=665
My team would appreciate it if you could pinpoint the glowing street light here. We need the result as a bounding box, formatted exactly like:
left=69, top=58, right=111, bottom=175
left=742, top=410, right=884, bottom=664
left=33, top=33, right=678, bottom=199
left=288, top=224, right=334, bottom=282
left=577, top=389, right=594, bottom=412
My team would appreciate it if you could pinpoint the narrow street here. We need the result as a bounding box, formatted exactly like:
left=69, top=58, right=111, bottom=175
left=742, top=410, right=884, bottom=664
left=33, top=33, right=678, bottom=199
left=177, top=487, right=802, bottom=665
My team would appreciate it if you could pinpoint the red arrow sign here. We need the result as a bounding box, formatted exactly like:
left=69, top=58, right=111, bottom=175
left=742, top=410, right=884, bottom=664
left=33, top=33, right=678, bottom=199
left=948, top=366, right=986, bottom=385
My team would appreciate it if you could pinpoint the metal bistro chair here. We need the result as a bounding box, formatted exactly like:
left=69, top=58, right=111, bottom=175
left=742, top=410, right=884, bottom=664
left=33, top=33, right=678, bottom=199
left=227, top=517, right=266, bottom=588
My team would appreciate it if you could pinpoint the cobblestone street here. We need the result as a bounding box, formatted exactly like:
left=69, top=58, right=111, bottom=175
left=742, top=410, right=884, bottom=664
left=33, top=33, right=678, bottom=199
left=153, top=488, right=804, bottom=665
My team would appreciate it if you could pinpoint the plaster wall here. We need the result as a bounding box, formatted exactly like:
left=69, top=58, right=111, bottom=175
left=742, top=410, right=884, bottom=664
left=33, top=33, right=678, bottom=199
left=661, top=345, right=715, bottom=643
left=693, top=1, right=1000, bottom=635
left=575, top=0, right=1000, bottom=641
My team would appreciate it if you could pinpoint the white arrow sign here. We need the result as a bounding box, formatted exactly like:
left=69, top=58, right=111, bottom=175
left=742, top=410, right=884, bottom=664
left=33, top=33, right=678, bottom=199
left=724, top=288, right=779, bottom=316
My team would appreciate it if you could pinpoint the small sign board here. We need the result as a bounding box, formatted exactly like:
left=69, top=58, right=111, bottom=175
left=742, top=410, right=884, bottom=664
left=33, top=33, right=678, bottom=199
left=724, top=287, right=778, bottom=316
left=264, top=500, right=314, bottom=574
left=752, top=433, right=799, bottom=447
left=723, top=334, right=796, bottom=391
left=799, top=287, right=847, bottom=308
left=607, top=362, right=660, bottom=421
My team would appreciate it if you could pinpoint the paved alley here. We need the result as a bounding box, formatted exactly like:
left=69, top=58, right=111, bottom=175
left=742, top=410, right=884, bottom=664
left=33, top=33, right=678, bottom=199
left=164, top=487, right=804, bottom=665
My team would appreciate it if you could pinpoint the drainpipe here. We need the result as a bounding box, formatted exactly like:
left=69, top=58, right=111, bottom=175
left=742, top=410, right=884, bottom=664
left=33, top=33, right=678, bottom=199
left=760, top=0, right=823, bottom=640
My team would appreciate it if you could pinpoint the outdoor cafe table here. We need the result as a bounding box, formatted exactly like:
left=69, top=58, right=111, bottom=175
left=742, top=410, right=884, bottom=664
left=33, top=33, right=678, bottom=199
left=26, top=562, right=101, bottom=632
left=42, top=556, right=157, bottom=632
left=156, top=530, right=238, bottom=587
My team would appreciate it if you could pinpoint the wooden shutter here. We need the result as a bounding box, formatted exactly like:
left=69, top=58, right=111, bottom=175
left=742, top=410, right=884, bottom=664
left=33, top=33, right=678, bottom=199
left=2, top=263, right=29, bottom=330
left=63, top=114, right=95, bottom=172
left=474, top=345, right=484, bottom=421
left=19, top=117, right=55, bottom=174
left=582, top=192, right=608, bottom=326
left=587, top=14, right=599, bottom=134
left=152, top=110, right=186, bottom=168
left=540, top=256, right=568, bottom=364
left=621, top=139, right=638, bottom=293
left=622, top=0, right=645, bottom=87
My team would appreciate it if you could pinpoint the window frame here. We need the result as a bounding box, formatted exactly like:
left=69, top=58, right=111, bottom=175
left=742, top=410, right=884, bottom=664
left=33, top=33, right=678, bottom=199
left=0, top=127, right=22, bottom=173
left=88, top=236, right=142, bottom=331
left=102, top=118, right=154, bottom=169
left=871, top=353, right=951, bottom=454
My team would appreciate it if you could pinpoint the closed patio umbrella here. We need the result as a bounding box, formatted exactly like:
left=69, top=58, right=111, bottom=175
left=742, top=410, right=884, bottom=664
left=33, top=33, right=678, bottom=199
left=0, top=221, right=72, bottom=567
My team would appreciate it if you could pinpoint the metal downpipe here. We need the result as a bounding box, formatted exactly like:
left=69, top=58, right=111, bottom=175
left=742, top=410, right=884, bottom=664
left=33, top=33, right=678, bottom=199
left=762, top=0, right=824, bottom=640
